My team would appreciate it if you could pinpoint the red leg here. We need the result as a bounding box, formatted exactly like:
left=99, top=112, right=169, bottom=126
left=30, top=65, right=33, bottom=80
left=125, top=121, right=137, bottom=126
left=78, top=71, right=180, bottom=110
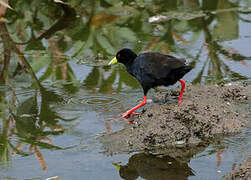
left=122, top=95, right=147, bottom=118
left=178, top=79, right=185, bottom=104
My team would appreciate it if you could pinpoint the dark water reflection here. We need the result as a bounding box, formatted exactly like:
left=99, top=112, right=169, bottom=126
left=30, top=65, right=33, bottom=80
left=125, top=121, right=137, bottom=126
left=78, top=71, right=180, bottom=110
left=0, top=0, right=251, bottom=179
left=114, top=153, right=194, bottom=180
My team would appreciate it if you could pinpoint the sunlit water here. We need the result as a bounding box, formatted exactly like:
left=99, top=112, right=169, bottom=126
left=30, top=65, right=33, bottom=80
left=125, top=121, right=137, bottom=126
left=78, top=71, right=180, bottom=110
left=0, top=0, right=251, bottom=179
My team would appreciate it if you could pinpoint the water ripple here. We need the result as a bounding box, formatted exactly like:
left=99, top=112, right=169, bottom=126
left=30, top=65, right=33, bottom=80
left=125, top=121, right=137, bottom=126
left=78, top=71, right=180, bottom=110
left=80, top=95, right=120, bottom=106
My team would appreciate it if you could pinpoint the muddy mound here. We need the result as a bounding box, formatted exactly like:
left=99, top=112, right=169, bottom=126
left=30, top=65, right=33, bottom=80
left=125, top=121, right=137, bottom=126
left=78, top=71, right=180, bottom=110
left=224, top=157, right=251, bottom=180
left=101, top=81, right=250, bottom=161
left=139, top=83, right=250, bottom=147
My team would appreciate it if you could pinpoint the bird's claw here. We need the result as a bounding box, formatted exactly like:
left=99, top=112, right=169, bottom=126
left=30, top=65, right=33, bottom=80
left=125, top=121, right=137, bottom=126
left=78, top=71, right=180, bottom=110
left=121, top=111, right=131, bottom=119
left=122, top=115, right=129, bottom=119
left=131, top=112, right=139, bottom=115
left=121, top=111, right=139, bottom=119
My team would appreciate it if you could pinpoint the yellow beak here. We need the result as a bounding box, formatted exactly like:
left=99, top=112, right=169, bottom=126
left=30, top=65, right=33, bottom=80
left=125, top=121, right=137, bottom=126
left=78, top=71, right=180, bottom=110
left=108, top=57, right=118, bottom=65
left=112, top=163, right=121, bottom=171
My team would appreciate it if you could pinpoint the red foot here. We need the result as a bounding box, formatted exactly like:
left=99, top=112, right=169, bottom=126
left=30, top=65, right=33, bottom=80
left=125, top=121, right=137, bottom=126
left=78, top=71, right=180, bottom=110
left=131, top=112, right=140, bottom=115
left=121, top=96, right=147, bottom=119
left=121, top=111, right=139, bottom=119
left=121, top=111, right=132, bottom=119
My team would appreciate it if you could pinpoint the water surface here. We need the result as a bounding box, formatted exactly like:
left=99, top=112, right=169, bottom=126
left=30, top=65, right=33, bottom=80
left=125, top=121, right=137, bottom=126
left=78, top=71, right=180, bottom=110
left=0, top=0, right=251, bottom=179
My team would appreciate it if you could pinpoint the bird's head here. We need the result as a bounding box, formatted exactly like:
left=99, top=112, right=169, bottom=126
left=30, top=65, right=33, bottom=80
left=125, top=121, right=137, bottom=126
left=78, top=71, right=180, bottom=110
left=108, top=48, right=137, bottom=65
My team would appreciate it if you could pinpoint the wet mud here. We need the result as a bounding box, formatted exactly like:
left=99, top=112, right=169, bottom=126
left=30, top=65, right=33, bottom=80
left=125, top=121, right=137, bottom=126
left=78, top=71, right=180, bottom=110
left=101, top=81, right=251, bottom=162
left=224, top=157, right=251, bottom=180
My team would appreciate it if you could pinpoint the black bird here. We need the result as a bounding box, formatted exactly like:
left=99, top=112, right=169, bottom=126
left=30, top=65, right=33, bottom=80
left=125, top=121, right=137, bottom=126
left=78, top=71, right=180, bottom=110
left=108, top=48, right=192, bottom=118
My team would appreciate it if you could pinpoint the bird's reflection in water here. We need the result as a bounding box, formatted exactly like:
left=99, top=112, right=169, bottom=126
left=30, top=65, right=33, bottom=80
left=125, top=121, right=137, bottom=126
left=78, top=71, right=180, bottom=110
left=114, top=153, right=194, bottom=180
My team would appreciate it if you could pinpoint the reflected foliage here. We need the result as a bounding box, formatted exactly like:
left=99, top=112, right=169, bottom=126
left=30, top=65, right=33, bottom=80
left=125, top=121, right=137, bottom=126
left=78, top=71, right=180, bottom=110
left=0, top=84, right=74, bottom=170
left=84, top=65, right=140, bottom=93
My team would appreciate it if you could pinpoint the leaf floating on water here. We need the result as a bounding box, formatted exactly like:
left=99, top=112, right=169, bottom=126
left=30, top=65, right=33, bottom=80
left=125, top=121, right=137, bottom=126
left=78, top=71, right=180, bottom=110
left=54, top=0, right=66, bottom=4
left=148, top=15, right=169, bottom=23
left=149, top=11, right=206, bottom=23
left=46, top=176, right=64, bottom=180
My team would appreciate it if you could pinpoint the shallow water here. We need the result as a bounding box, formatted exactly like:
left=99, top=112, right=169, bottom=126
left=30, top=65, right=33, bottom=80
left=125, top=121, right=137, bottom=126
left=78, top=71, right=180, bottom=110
left=0, top=0, right=251, bottom=179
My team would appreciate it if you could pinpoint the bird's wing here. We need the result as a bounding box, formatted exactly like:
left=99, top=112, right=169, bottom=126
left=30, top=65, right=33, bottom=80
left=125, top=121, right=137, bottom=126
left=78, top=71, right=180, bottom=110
left=138, top=52, right=186, bottom=79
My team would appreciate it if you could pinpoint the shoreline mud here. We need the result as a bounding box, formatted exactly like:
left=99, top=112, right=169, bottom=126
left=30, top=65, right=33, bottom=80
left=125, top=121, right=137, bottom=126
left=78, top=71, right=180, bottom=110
left=224, top=157, right=251, bottom=180
left=101, top=81, right=251, bottom=163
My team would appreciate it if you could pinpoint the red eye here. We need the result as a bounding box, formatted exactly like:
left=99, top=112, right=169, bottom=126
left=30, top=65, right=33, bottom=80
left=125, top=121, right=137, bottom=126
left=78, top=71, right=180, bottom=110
left=117, top=54, right=120, bottom=58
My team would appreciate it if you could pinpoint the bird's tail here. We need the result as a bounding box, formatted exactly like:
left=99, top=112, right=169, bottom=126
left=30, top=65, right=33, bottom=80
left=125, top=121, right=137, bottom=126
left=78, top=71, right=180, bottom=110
left=182, top=65, right=193, bottom=74
left=166, top=65, right=192, bottom=85
left=174, top=65, right=192, bottom=78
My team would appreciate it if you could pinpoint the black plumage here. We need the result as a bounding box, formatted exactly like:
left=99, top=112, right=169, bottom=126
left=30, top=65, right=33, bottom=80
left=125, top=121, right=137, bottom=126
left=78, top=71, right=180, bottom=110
left=109, top=48, right=192, bottom=118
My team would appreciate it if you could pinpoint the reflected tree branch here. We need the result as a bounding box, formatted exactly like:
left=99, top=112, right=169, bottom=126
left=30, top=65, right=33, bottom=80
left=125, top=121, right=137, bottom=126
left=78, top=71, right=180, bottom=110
left=13, top=3, right=77, bottom=45
left=0, top=23, right=11, bottom=83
